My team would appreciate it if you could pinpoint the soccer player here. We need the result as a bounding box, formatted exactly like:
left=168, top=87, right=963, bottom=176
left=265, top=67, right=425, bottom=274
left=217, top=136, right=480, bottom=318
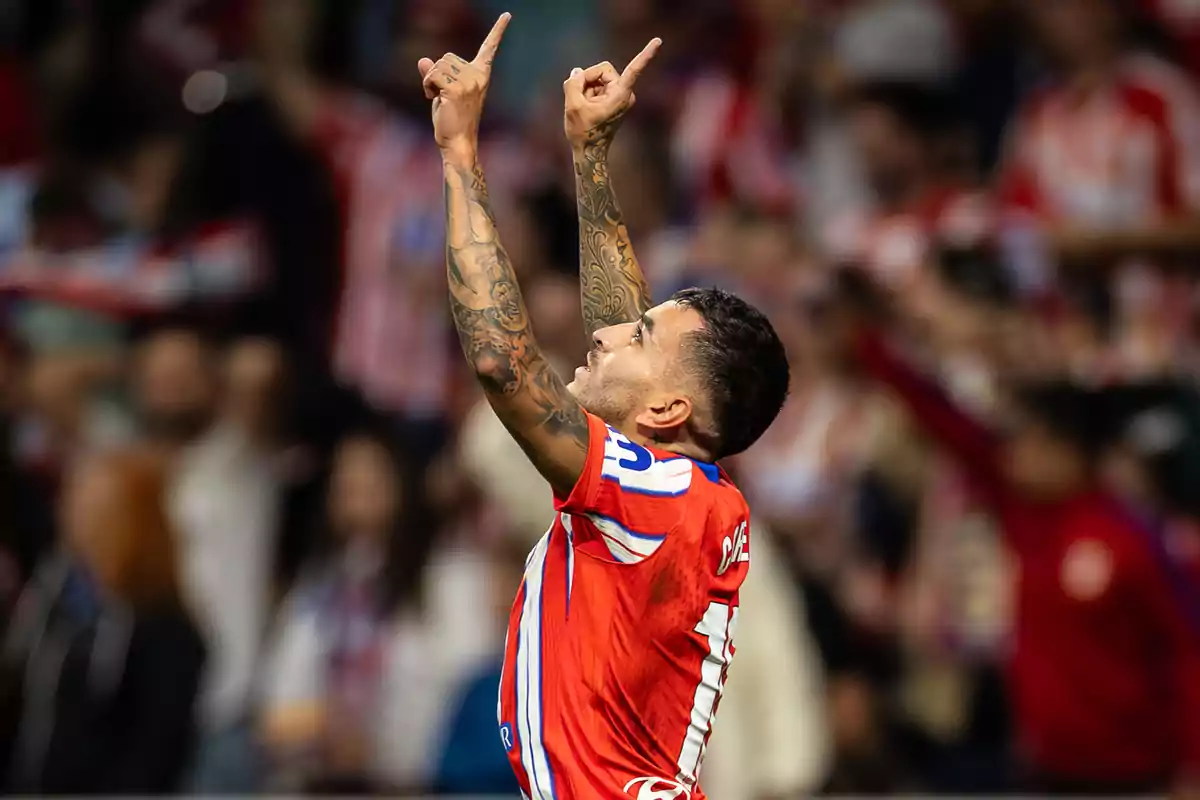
left=418, top=16, right=790, bottom=799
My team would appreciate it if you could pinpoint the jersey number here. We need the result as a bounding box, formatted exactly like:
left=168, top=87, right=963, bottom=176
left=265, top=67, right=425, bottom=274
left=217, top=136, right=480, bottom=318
left=675, top=601, right=739, bottom=788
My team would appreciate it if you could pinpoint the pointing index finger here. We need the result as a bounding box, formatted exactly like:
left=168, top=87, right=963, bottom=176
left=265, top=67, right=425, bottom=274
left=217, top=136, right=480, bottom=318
left=474, top=12, right=512, bottom=69
left=620, top=37, right=662, bottom=86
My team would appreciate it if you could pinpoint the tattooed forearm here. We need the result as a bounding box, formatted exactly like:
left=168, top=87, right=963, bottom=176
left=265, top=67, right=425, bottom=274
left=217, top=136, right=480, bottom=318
left=573, top=123, right=652, bottom=338
left=443, top=158, right=588, bottom=491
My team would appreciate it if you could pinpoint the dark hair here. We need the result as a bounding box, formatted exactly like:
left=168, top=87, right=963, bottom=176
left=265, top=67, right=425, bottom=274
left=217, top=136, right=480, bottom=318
left=1013, top=381, right=1111, bottom=460
left=671, top=287, right=790, bottom=459
left=323, top=424, right=435, bottom=614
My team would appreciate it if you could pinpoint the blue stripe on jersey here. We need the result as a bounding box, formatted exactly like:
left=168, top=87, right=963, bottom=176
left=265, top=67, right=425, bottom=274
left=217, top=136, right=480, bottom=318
left=500, top=580, right=523, bottom=728
left=693, top=459, right=721, bottom=484
left=537, top=535, right=558, bottom=800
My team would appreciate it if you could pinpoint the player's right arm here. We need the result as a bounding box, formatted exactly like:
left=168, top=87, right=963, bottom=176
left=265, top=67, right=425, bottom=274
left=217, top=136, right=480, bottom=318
left=565, top=41, right=662, bottom=338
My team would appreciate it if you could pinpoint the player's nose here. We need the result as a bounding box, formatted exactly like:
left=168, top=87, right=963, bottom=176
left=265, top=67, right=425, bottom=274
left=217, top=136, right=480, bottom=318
left=591, top=327, right=611, bottom=352
left=592, top=321, right=632, bottom=351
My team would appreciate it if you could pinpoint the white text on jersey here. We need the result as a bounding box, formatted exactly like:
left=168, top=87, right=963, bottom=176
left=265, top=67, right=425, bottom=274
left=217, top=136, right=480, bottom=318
left=716, top=520, right=750, bottom=576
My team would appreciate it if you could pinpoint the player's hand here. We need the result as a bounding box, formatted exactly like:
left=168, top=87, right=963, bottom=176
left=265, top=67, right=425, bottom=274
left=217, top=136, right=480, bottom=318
left=563, top=38, right=661, bottom=152
left=417, top=13, right=510, bottom=160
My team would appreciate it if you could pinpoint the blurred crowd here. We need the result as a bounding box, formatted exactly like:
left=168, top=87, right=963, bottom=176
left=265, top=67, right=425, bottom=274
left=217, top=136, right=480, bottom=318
left=0, top=0, right=1199, bottom=796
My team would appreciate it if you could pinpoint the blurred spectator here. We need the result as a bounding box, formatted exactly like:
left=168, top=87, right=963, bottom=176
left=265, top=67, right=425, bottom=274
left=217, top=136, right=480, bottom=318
left=259, top=429, right=492, bottom=793
left=0, top=339, right=54, bottom=622
left=669, top=6, right=795, bottom=216
left=1, top=449, right=205, bottom=793
left=1001, top=0, right=1200, bottom=265
left=739, top=269, right=880, bottom=576
left=803, top=0, right=960, bottom=234
left=255, top=0, right=532, bottom=470
left=432, top=538, right=526, bottom=795
left=824, top=81, right=992, bottom=298
left=135, top=330, right=284, bottom=793
left=853, top=300, right=1200, bottom=793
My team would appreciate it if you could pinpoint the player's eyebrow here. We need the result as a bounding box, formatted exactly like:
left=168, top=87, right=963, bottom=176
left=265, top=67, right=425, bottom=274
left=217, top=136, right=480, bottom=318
left=640, top=312, right=656, bottom=340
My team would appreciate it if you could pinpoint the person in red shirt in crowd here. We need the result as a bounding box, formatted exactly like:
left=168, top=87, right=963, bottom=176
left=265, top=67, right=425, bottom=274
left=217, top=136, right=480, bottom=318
left=838, top=271, right=1200, bottom=795
left=1001, top=0, right=1200, bottom=265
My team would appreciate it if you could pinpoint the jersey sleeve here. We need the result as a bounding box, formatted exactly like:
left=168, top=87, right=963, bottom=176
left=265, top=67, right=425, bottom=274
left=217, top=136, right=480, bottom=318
left=554, top=412, right=694, bottom=563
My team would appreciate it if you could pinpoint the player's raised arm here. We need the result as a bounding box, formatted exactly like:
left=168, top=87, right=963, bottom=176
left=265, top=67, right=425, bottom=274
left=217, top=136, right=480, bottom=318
left=564, top=40, right=661, bottom=337
left=420, top=14, right=588, bottom=496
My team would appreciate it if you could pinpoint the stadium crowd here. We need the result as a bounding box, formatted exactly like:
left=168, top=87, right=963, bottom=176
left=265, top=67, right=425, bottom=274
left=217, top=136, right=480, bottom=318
left=0, top=0, right=1198, bottom=796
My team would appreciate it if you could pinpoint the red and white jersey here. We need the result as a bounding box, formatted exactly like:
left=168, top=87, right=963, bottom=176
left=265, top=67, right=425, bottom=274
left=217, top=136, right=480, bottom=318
left=314, top=91, right=531, bottom=416
left=499, top=412, right=752, bottom=800
left=1000, top=54, right=1200, bottom=227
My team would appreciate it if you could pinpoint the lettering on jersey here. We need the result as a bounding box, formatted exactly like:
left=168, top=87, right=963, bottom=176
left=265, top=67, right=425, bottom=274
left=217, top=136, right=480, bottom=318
left=601, top=426, right=694, bottom=496
left=499, top=722, right=514, bottom=752
left=624, top=777, right=690, bottom=800
left=716, top=520, right=750, bottom=576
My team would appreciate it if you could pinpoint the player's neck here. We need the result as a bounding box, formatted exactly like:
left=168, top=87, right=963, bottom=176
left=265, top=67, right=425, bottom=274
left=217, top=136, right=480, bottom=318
left=628, top=427, right=712, bottom=464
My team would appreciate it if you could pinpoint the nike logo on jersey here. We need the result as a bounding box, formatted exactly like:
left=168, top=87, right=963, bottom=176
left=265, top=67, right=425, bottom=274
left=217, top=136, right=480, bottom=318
left=716, top=520, right=750, bottom=576
left=623, top=776, right=690, bottom=799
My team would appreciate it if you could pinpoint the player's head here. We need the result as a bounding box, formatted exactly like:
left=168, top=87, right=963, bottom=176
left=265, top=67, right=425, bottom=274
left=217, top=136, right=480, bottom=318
left=566, top=287, right=789, bottom=461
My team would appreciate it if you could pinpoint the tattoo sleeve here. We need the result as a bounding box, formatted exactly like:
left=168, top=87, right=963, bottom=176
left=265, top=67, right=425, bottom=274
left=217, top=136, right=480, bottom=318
left=573, top=126, right=653, bottom=338
left=444, top=157, right=589, bottom=495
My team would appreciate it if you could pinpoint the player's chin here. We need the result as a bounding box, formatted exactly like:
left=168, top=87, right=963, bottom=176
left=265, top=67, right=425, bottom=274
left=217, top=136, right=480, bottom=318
left=566, top=371, right=584, bottom=396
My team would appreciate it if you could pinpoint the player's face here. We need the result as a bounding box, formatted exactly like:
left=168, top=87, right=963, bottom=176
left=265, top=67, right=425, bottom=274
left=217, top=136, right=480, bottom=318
left=567, top=300, right=704, bottom=429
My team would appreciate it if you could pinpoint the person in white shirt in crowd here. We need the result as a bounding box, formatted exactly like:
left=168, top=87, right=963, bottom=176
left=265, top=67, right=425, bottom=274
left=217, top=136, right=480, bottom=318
left=132, top=329, right=284, bottom=793
left=259, top=428, right=492, bottom=793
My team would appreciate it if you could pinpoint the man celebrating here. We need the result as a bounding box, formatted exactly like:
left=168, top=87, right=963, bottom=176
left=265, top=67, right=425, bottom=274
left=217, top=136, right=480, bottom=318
left=419, top=17, right=789, bottom=799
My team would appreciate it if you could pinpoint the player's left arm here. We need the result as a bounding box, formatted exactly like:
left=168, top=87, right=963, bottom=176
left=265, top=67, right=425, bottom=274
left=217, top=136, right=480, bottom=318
left=563, top=40, right=661, bottom=338
left=421, top=14, right=588, bottom=497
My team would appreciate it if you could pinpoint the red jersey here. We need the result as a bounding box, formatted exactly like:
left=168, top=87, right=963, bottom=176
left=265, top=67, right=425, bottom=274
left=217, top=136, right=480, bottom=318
left=1000, top=54, right=1200, bottom=227
left=498, top=412, right=752, bottom=800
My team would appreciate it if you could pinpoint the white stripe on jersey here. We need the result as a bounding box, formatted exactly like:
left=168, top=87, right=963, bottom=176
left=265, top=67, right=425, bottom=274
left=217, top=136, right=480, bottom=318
left=677, top=602, right=739, bottom=787
left=561, top=514, right=576, bottom=609
left=600, top=427, right=694, bottom=496
left=516, top=529, right=557, bottom=799
left=584, top=513, right=667, bottom=564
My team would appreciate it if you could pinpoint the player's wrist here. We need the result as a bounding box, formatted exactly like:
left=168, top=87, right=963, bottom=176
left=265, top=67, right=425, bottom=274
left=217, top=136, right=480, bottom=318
left=440, top=138, right=479, bottom=169
left=570, top=138, right=612, bottom=162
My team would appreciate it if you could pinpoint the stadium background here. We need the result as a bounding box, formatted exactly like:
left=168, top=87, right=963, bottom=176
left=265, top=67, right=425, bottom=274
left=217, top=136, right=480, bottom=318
left=0, top=0, right=1199, bottom=796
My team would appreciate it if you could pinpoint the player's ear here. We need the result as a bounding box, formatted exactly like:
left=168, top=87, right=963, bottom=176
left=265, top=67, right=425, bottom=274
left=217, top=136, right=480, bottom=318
left=635, top=395, right=691, bottom=438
